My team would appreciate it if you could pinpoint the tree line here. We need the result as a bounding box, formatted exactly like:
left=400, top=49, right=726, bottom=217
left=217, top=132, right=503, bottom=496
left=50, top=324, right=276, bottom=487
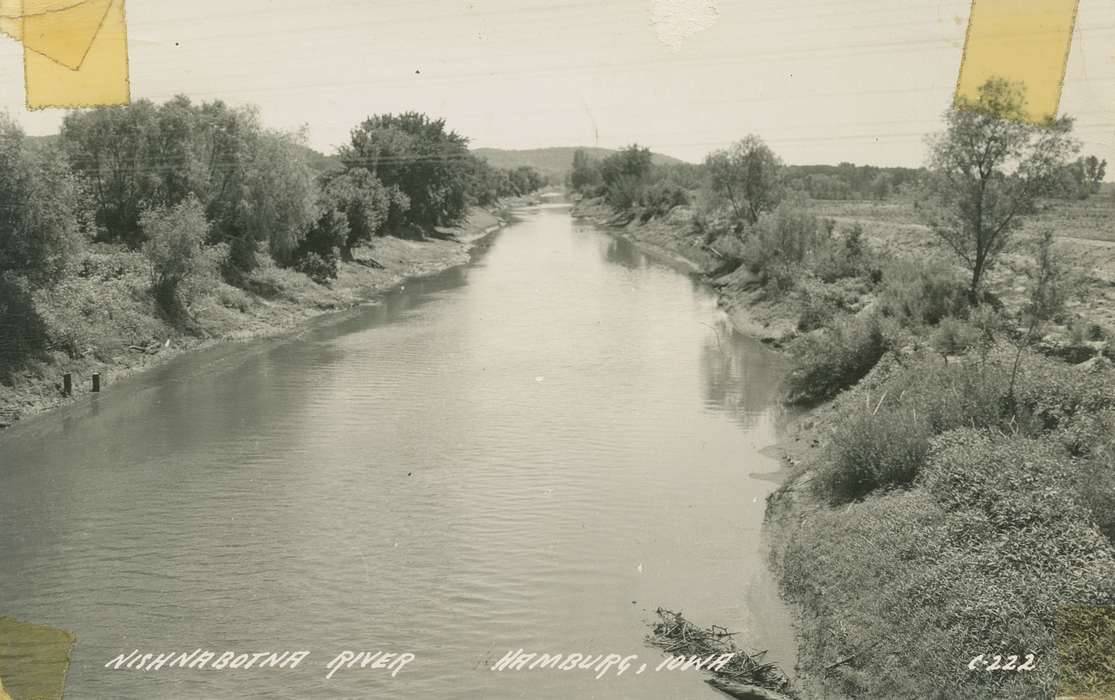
left=0, top=98, right=544, bottom=313
left=570, top=80, right=1106, bottom=300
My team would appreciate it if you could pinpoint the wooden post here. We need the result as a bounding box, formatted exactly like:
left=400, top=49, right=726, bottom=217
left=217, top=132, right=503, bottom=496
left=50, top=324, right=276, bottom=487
left=63, top=373, right=72, bottom=397
left=92, top=373, right=101, bottom=393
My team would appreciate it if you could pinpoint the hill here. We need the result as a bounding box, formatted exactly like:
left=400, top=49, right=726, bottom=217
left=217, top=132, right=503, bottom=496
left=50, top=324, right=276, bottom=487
left=472, top=147, right=687, bottom=180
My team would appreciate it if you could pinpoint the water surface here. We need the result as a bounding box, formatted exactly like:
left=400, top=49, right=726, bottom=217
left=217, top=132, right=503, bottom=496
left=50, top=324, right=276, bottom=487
left=0, top=204, right=794, bottom=699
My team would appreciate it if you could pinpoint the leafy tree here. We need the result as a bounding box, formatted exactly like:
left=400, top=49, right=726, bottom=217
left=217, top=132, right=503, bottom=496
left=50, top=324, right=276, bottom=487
left=59, top=100, right=163, bottom=246
left=61, top=97, right=318, bottom=273
left=239, top=130, right=317, bottom=266
left=1083, top=155, right=1107, bottom=193
left=140, top=196, right=220, bottom=313
left=0, top=115, right=83, bottom=285
left=341, top=112, right=472, bottom=233
left=1059, top=155, right=1108, bottom=199
left=917, top=78, right=1079, bottom=300
left=704, top=135, right=784, bottom=227
left=570, top=149, right=601, bottom=193
left=599, top=145, right=653, bottom=188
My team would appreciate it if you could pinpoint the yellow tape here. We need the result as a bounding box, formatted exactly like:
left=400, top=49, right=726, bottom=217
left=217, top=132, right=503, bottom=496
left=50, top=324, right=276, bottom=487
left=956, top=0, right=1079, bottom=123
left=0, top=0, right=130, bottom=109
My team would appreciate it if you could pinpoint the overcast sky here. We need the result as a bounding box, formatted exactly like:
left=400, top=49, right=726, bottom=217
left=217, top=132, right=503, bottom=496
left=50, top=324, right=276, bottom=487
left=0, top=0, right=1111, bottom=168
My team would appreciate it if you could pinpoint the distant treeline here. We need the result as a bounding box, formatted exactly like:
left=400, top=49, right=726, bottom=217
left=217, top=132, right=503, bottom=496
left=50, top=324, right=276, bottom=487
left=569, top=143, right=1107, bottom=216
left=0, top=98, right=543, bottom=303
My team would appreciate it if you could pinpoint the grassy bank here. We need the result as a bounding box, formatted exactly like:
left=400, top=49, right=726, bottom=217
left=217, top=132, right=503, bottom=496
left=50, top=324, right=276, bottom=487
left=0, top=208, right=506, bottom=428
left=572, top=192, right=1115, bottom=699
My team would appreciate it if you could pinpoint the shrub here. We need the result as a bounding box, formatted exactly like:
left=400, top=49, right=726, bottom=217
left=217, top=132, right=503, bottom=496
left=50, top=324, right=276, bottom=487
left=295, top=252, right=338, bottom=285
left=877, top=257, right=969, bottom=328
left=817, top=404, right=931, bottom=503
left=784, top=312, right=888, bottom=405
left=636, top=181, right=689, bottom=222
left=741, top=200, right=821, bottom=277
left=778, top=432, right=1115, bottom=699
left=811, top=223, right=879, bottom=284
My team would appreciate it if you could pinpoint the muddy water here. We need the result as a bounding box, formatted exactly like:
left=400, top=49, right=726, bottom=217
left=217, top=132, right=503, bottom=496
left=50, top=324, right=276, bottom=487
left=0, top=204, right=795, bottom=699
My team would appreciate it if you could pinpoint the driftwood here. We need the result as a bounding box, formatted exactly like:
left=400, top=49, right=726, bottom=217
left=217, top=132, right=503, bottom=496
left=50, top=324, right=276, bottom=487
left=353, top=257, right=385, bottom=270
left=708, top=677, right=795, bottom=700
left=647, top=608, right=796, bottom=699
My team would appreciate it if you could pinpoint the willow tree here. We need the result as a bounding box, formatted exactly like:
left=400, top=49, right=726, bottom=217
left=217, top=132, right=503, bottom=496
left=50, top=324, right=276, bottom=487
left=918, top=78, right=1079, bottom=300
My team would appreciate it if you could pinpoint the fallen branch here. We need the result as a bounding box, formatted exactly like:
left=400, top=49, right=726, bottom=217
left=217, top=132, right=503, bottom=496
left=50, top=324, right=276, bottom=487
left=646, top=608, right=797, bottom=699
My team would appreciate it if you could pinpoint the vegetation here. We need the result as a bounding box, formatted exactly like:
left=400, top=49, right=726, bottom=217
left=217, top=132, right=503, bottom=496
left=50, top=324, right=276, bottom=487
left=0, top=100, right=539, bottom=423
left=916, top=78, right=1080, bottom=299
left=140, top=196, right=220, bottom=315
left=570, top=74, right=1114, bottom=699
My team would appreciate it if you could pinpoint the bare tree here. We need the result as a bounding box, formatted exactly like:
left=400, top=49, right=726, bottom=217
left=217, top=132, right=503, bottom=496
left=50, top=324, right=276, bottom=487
left=917, top=78, right=1079, bottom=301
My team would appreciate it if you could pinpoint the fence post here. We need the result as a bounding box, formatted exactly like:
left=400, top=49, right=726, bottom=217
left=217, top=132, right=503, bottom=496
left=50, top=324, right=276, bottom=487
left=63, top=373, right=72, bottom=397
left=92, top=373, right=101, bottom=393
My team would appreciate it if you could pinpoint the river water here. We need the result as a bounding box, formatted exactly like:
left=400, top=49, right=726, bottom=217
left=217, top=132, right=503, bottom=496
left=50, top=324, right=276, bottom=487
left=0, top=203, right=795, bottom=699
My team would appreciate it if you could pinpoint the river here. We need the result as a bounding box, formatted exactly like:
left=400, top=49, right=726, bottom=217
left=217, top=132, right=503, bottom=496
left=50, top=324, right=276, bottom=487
left=0, top=203, right=796, bottom=699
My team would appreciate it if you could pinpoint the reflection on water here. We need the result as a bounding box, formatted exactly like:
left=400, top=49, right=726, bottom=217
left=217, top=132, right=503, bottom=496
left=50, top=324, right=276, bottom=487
left=0, top=204, right=795, bottom=699
left=700, top=318, right=788, bottom=430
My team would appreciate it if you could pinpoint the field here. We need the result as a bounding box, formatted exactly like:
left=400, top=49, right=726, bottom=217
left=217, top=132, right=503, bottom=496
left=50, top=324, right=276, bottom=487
left=808, top=194, right=1115, bottom=335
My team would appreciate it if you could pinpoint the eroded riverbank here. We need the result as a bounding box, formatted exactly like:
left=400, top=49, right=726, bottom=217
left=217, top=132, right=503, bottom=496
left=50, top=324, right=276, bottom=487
left=0, top=208, right=509, bottom=430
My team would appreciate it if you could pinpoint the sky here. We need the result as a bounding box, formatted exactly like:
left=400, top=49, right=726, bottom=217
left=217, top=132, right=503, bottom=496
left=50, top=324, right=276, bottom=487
left=0, top=0, right=1111, bottom=168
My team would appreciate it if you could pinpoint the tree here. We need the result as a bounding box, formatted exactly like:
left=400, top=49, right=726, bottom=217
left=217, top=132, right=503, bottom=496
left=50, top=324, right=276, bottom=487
left=599, top=145, right=653, bottom=213
left=704, top=135, right=784, bottom=228
left=240, top=130, right=318, bottom=266
left=570, top=149, right=601, bottom=193
left=1083, top=155, right=1107, bottom=194
left=0, top=115, right=83, bottom=285
left=918, top=78, right=1079, bottom=300
left=141, top=196, right=220, bottom=313
left=340, top=112, right=472, bottom=234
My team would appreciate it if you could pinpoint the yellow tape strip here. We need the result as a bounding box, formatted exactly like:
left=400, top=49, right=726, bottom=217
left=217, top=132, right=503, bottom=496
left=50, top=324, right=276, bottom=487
left=0, top=0, right=129, bottom=108
left=955, top=0, right=1079, bottom=123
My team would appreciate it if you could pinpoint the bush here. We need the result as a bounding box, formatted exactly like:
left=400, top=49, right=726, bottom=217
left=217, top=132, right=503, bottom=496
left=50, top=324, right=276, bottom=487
left=811, top=223, right=880, bottom=284
left=877, top=257, right=969, bottom=328
left=741, top=201, right=821, bottom=277
left=778, top=431, right=1115, bottom=699
left=294, top=252, right=338, bottom=285
left=817, top=404, right=931, bottom=503
left=636, top=181, right=689, bottom=222
left=878, top=356, right=1008, bottom=434
left=784, top=312, right=888, bottom=404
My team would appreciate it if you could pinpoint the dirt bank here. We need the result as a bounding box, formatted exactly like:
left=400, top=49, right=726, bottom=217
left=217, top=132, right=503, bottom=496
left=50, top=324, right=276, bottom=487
left=571, top=199, right=799, bottom=345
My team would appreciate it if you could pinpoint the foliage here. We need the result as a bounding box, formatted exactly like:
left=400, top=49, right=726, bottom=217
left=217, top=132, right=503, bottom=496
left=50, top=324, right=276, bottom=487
left=61, top=97, right=318, bottom=274
left=1057, top=154, right=1108, bottom=199
left=876, top=257, right=970, bottom=328
left=635, top=180, right=689, bottom=222
left=597, top=144, right=654, bottom=212
left=817, top=403, right=931, bottom=503
left=1006, top=228, right=1078, bottom=399
left=704, top=135, right=783, bottom=227
left=140, top=196, right=222, bottom=313
left=294, top=252, right=338, bottom=285
left=0, top=115, right=83, bottom=285
left=341, top=112, right=473, bottom=232
left=917, top=78, right=1080, bottom=298
left=783, top=162, right=924, bottom=201
left=744, top=198, right=825, bottom=279
left=784, top=313, right=888, bottom=404
left=570, top=148, right=602, bottom=194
